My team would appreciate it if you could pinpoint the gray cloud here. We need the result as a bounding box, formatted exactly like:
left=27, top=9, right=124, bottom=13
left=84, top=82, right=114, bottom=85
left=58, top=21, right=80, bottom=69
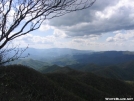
left=90, top=0, right=118, bottom=10
left=49, top=0, right=118, bottom=26
left=48, top=0, right=134, bottom=37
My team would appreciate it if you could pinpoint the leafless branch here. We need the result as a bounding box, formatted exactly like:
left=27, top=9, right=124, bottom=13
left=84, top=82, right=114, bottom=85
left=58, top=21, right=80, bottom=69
left=0, top=42, right=29, bottom=65
left=0, top=0, right=95, bottom=64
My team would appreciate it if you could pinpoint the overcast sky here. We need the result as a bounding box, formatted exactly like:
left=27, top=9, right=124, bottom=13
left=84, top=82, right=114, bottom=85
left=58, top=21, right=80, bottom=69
left=14, top=0, right=134, bottom=51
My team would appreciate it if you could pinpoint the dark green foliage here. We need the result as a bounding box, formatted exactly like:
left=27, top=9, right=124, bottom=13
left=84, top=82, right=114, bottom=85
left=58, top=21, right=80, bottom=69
left=92, top=61, right=134, bottom=81
left=68, top=61, right=134, bottom=81
left=39, top=66, right=134, bottom=99
left=71, top=72, right=134, bottom=98
left=72, top=51, right=134, bottom=65
left=69, top=63, right=102, bottom=72
left=39, top=65, right=62, bottom=73
left=39, top=65, right=74, bottom=73
left=0, top=65, right=134, bottom=101
left=93, top=66, right=128, bottom=80
left=0, top=65, right=85, bottom=101
left=46, top=73, right=110, bottom=101
left=9, top=58, right=50, bottom=70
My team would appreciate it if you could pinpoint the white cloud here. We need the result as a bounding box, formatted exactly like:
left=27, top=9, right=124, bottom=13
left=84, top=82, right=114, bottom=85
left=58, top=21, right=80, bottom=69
left=39, top=24, right=51, bottom=31
left=106, top=30, right=134, bottom=42
left=106, top=37, right=114, bottom=42
left=39, top=20, right=52, bottom=31
left=53, top=29, right=68, bottom=38
left=10, top=31, right=134, bottom=51
left=13, top=34, right=56, bottom=48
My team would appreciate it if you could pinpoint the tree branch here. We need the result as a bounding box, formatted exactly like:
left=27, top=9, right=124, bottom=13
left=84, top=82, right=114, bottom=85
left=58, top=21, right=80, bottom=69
left=0, top=0, right=96, bottom=64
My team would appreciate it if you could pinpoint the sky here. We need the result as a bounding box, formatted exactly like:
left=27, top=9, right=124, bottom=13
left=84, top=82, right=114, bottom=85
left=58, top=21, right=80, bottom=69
left=13, top=0, right=134, bottom=51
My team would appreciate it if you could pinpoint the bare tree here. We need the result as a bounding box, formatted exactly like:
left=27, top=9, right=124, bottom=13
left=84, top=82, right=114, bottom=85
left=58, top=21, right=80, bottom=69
left=0, top=43, right=29, bottom=65
left=0, top=0, right=96, bottom=65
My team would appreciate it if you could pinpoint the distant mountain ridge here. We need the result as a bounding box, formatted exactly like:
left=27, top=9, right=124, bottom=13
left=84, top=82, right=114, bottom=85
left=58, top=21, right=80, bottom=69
left=9, top=48, right=134, bottom=69
left=8, top=58, right=51, bottom=70
left=22, top=48, right=93, bottom=60
left=23, top=48, right=134, bottom=65
left=72, top=51, right=134, bottom=65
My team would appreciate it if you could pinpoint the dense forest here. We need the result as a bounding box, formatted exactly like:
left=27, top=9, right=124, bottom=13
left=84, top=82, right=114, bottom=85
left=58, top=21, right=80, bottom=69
left=0, top=65, right=134, bottom=101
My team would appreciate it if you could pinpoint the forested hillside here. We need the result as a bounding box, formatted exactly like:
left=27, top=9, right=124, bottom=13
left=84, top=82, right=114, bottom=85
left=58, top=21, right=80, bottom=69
left=0, top=65, right=134, bottom=101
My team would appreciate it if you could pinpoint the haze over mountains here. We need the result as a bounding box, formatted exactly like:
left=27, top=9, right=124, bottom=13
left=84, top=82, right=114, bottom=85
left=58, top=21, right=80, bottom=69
left=22, top=48, right=93, bottom=60
left=10, top=48, right=134, bottom=68
left=9, top=48, right=93, bottom=67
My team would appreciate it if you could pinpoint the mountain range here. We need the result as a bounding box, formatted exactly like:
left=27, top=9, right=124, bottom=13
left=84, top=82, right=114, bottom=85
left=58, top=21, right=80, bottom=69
left=10, top=48, right=134, bottom=67
left=1, top=48, right=134, bottom=100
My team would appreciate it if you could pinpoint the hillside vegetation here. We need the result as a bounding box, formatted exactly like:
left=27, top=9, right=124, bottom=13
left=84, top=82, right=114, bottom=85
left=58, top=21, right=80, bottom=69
left=0, top=65, right=84, bottom=101
left=68, top=61, right=134, bottom=81
left=0, top=65, right=134, bottom=101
